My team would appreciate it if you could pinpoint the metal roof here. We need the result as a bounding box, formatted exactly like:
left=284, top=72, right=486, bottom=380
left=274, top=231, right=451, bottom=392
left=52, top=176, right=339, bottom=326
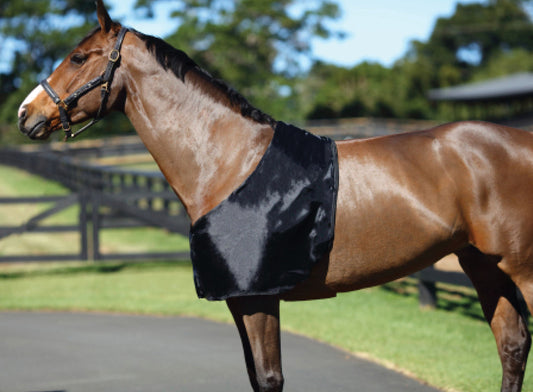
left=428, top=72, right=533, bottom=102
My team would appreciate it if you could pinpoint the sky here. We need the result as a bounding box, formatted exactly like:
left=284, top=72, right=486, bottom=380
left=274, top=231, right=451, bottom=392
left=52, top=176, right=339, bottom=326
left=108, top=0, right=482, bottom=68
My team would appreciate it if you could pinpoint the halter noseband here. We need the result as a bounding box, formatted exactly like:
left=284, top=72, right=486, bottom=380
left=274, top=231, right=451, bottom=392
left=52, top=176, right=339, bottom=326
left=40, top=27, right=128, bottom=140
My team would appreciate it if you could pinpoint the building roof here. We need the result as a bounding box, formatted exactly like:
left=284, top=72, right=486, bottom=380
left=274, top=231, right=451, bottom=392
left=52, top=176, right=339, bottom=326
left=428, top=72, right=533, bottom=102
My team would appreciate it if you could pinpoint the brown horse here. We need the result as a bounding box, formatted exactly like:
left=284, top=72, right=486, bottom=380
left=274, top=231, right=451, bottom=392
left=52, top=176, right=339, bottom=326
left=17, top=2, right=533, bottom=391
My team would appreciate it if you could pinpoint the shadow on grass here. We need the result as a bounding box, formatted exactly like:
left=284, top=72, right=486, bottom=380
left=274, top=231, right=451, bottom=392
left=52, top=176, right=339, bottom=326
left=382, top=278, right=533, bottom=332
left=0, top=260, right=190, bottom=280
left=381, top=278, right=486, bottom=322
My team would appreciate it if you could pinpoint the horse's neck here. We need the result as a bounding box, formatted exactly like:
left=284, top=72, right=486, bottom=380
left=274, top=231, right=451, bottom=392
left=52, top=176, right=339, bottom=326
left=121, top=44, right=273, bottom=223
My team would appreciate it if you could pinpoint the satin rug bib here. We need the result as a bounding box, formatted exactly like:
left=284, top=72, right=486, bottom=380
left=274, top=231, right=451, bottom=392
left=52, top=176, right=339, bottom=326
left=189, top=122, right=339, bottom=300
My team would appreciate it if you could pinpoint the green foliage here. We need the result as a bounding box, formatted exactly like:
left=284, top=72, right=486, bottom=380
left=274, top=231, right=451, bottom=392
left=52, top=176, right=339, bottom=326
left=428, top=1, right=533, bottom=68
left=471, top=48, right=533, bottom=80
left=1, top=1, right=96, bottom=79
left=301, top=60, right=435, bottom=120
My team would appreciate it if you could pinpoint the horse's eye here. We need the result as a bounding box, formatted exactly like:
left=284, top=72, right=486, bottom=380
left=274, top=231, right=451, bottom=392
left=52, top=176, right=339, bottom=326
left=70, top=53, right=86, bottom=66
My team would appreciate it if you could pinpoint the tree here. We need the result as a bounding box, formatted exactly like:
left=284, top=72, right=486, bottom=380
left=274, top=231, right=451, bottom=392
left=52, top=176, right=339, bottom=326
left=470, top=48, right=533, bottom=81
left=134, top=0, right=343, bottom=121
left=301, top=61, right=400, bottom=120
left=409, top=0, right=533, bottom=81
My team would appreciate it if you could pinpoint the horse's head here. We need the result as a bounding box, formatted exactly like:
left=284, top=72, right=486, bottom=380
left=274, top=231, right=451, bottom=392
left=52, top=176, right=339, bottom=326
left=18, top=0, right=127, bottom=140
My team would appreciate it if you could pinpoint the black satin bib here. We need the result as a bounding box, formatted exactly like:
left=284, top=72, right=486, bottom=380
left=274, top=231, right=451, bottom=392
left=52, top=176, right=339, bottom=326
left=189, top=122, right=339, bottom=300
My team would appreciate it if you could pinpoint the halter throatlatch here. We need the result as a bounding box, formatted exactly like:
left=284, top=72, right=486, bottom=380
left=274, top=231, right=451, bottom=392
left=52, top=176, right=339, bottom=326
left=40, top=27, right=128, bottom=141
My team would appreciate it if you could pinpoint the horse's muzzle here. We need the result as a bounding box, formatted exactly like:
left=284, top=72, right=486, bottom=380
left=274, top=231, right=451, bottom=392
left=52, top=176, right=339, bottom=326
left=18, top=112, right=50, bottom=140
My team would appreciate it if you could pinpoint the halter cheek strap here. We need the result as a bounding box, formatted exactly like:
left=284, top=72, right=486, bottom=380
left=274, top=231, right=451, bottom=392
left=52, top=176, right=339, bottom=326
left=41, top=26, right=128, bottom=140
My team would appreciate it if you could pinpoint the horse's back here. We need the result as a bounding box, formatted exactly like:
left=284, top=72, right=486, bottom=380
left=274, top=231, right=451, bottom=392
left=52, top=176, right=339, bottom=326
left=301, top=121, right=533, bottom=295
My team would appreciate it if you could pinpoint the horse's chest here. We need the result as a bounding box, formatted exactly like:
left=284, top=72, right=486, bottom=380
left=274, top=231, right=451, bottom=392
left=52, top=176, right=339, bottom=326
left=189, top=122, right=339, bottom=300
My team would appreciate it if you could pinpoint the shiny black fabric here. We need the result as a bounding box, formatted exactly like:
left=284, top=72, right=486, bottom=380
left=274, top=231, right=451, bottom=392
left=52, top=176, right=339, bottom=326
left=189, top=122, right=339, bottom=300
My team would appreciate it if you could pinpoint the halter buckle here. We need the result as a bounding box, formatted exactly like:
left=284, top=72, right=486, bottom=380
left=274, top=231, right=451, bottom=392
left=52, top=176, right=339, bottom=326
left=59, top=100, right=69, bottom=110
left=108, top=49, right=120, bottom=63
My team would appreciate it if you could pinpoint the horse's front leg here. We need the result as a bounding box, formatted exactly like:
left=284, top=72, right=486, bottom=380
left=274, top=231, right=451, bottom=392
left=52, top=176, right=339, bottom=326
left=227, top=295, right=284, bottom=392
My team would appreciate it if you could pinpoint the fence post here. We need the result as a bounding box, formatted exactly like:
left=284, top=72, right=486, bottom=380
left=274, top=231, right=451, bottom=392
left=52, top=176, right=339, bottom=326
left=79, top=192, right=89, bottom=261
left=91, top=193, right=102, bottom=261
left=146, top=177, right=153, bottom=209
left=418, top=266, right=437, bottom=309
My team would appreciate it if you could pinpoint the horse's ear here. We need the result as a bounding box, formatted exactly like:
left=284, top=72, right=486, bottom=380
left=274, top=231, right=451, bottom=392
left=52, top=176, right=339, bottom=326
left=96, top=0, right=113, bottom=33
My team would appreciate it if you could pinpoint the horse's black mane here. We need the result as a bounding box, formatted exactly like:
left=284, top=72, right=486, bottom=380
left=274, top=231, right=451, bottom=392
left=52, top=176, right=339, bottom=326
left=132, top=30, right=277, bottom=128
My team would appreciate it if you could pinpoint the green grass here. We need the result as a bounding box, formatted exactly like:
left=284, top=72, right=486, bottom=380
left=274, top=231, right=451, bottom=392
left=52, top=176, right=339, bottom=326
left=0, top=165, right=68, bottom=196
left=0, top=262, right=229, bottom=320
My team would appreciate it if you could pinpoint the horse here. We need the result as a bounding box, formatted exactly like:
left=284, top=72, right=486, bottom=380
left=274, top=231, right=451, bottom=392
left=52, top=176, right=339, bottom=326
left=16, top=2, right=533, bottom=391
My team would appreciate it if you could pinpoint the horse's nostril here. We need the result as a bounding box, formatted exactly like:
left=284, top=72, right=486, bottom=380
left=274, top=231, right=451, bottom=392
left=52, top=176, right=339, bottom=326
left=18, top=106, right=27, bottom=120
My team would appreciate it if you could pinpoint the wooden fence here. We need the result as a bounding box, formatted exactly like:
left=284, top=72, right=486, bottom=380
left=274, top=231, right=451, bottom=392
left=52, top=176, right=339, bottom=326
left=0, top=140, right=189, bottom=262
left=0, top=194, right=86, bottom=261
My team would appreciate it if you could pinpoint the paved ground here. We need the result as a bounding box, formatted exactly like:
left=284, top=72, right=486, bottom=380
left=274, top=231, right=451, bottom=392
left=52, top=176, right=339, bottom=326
left=0, top=312, right=440, bottom=392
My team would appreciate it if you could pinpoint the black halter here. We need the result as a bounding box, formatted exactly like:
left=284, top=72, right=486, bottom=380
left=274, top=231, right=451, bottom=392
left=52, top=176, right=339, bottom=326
left=40, top=27, right=128, bottom=140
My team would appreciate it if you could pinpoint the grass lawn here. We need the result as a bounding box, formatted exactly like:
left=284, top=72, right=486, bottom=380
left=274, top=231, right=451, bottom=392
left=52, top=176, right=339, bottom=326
left=1, top=164, right=532, bottom=391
